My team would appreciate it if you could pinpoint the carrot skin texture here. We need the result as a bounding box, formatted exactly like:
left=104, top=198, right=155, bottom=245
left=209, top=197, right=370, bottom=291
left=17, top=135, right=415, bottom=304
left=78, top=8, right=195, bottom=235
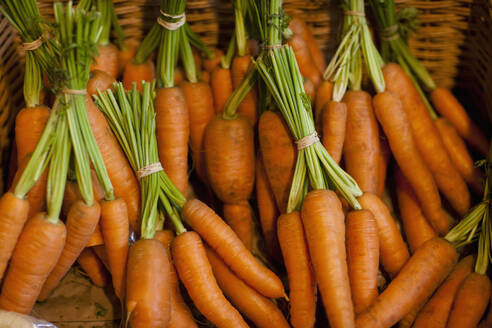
left=377, top=136, right=391, bottom=197
left=155, top=87, right=190, bottom=195
left=91, top=43, right=119, bottom=78
left=358, top=193, right=410, bottom=278
left=315, top=80, right=333, bottom=127
left=182, top=199, right=285, bottom=299
left=346, top=210, right=379, bottom=314
left=231, top=56, right=258, bottom=126
left=277, top=211, right=316, bottom=328
left=77, top=248, right=109, bottom=288
left=172, top=231, right=249, bottom=328
left=203, top=49, right=223, bottom=72
left=0, top=213, right=66, bottom=314
left=321, top=100, right=347, bottom=164
left=122, top=59, right=155, bottom=92
left=87, top=70, right=115, bottom=96
left=92, top=244, right=110, bottom=272
left=431, top=87, right=489, bottom=156
left=301, top=190, right=355, bottom=328
left=447, top=273, right=492, bottom=328
left=211, top=67, right=233, bottom=114
left=355, top=237, right=458, bottom=328
left=413, top=255, right=475, bottom=328
left=478, top=294, right=492, bottom=328
left=117, top=41, right=138, bottom=75
left=289, top=17, right=326, bottom=73
left=288, top=34, right=321, bottom=87
left=223, top=202, right=256, bottom=253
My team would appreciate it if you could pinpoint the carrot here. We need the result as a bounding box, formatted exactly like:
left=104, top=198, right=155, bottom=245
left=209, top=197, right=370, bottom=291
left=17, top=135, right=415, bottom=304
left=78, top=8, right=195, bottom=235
left=395, top=167, right=437, bottom=253
left=85, top=96, right=140, bottom=232
left=154, top=230, right=197, bottom=328
left=92, top=244, right=110, bottom=271
left=478, top=294, right=492, bottom=328
left=255, top=155, right=282, bottom=261
left=126, top=238, right=171, bottom=328
left=258, top=110, right=296, bottom=213
left=304, top=78, right=316, bottom=106
left=8, top=154, right=28, bottom=194
left=155, top=87, right=190, bottom=195
left=301, top=190, right=355, bottom=328
left=0, top=192, right=30, bottom=280
left=289, top=17, right=326, bottom=73
left=373, top=90, right=453, bottom=235
left=343, top=90, right=381, bottom=194
left=358, top=192, right=410, bottom=277
left=211, top=67, right=234, bottom=114
left=77, top=248, right=109, bottom=288
left=206, top=246, right=290, bottom=328
left=231, top=57, right=258, bottom=125
left=117, top=41, right=139, bottom=75
left=204, top=115, right=255, bottom=204
left=182, top=199, right=285, bottom=298
left=174, top=68, right=185, bottom=86
left=203, top=49, right=223, bottom=72
left=315, top=80, right=333, bottom=126
left=0, top=213, right=66, bottom=314
left=447, top=273, right=492, bottom=328
left=38, top=200, right=101, bottom=301
left=87, top=70, right=115, bottom=96
left=321, top=100, right=347, bottom=164
left=413, top=255, right=475, bottom=328
left=355, top=237, right=458, bottom=328
left=398, top=299, right=429, bottom=328
left=431, top=87, right=489, bottom=156
left=377, top=136, right=390, bottom=197
left=122, top=59, right=155, bottom=92
left=172, top=231, right=249, bottom=328
left=223, top=202, right=256, bottom=253
left=288, top=34, right=321, bottom=87
left=100, top=198, right=129, bottom=300
left=383, top=63, right=471, bottom=217
left=435, top=117, right=484, bottom=194
left=346, top=210, right=379, bottom=314
left=91, top=43, right=119, bottom=78
left=277, top=211, right=316, bottom=328
left=192, top=47, right=203, bottom=72
left=180, top=80, right=215, bottom=184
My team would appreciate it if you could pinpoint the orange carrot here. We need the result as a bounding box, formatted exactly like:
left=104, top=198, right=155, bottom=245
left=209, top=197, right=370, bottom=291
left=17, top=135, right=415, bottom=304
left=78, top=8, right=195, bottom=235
left=77, top=248, right=109, bottom=288
left=38, top=200, right=101, bottom=301
left=289, top=17, right=326, bottom=73
left=315, top=80, right=333, bottom=126
left=383, top=63, right=471, bottom=216
left=304, top=78, right=316, bottom=106
left=223, top=202, right=256, bottom=253
left=0, top=213, right=66, bottom=314
left=414, top=255, right=475, bottom=328
left=358, top=192, right=410, bottom=278
left=373, top=90, right=453, bottom=235
left=172, top=231, right=249, bottom=328
left=117, top=41, right=139, bottom=75
left=355, top=237, right=458, bottom=328
left=92, top=244, right=110, bottom=271
left=174, top=68, right=185, bottom=86
left=87, top=70, right=115, bottom=95
left=203, top=49, right=223, bottom=72
left=431, top=87, right=489, bottom=156
left=398, top=298, right=430, bottom=328
left=346, top=210, right=379, bottom=314
left=288, top=34, right=321, bottom=87
left=122, top=59, right=155, bottom=92
left=201, top=70, right=210, bottom=83
left=377, top=135, right=390, bottom=197
left=182, top=199, right=285, bottom=298
left=155, top=87, right=190, bottom=195
left=91, top=43, right=119, bottom=78
left=478, top=294, right=492, bottom=328
left=211, top=67, right=234, bottom=114
left=301, top=190, right=355, bottom=328
left=231, top=56, right=258, bottom=125
left=321, top=100, right=347, bottom=164
left=343, top=90, right=381, bottom=194
left=277, top=211, right=316, bottom=328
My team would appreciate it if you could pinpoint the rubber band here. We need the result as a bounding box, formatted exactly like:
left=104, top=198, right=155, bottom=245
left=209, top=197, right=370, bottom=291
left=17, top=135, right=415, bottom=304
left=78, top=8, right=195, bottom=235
left=345, top=11, right=365, bottom=17
left=62, top=88, right=87, bottom=95
left=296, top=131, right=320, bottom=150
left=22, top=36, right=43, bottom=51
left=157, top=10, right=186, bottom=30
left=136, top=162, right=163, bottom=179
left=381, top=24, right=400, bottom=41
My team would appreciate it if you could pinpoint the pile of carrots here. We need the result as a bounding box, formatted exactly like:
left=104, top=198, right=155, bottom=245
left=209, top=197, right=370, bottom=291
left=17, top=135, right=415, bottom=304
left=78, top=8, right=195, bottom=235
left=0, top=0, right=491, bottom=327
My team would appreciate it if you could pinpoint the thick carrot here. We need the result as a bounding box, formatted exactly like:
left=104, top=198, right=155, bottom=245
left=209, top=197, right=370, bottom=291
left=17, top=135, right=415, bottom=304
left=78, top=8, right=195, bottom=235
left=0, top=213, right=66, bottom=314
left=321, top=100, right=347, bottom=164
left=343, top=90, right=381, bottom=194
left=258, top=111, right=296, bottom=213
left=395, top=167, right=436, bottom=253
left=100, top=198, right=129, bottom=300
left=301, top=190, right=355, bottom=328
left=413, top=255, right=475, bottom=328
left=172, top=231, right=249, bottom=328
left=355, top=237, right=458, bottom=328
left=77, top=248, right=109, bottom=288
left=223, top=202, right=256, bottom=252
left=447, top=273, right=492, bottom=328
left=373, top=90, right=453, bottom=235
left=203, top=49, right=223, bottom=72
left=346, top=210, right=379, bottom=314
left=289, top=17, right=326, bottom=73
left=182, top=199, right=285, bottom=298
left=206, top=246, right=290, bottom=328
left=231, top=56, right=258, bottom=126
left=117, top=41, right=139, bottom=75
left=204, top=115, right=255, bottom=204
left=431, top=87, right=489, bottom=156
left=0, top=192, right=29, bottom=280
left=38, top=200, right=101, bottom=301
left=122, top=59, right=155, bottom=92
left=155, top=87, right=190, bottom=195
left=383, top=63, right=471, bottom=216
left=85, top=96, right=140, bottom=232
left=154, top=230, right=197, bottom=328
left=180, top=81, right=215, bottom=184
left=91, top=43, right=119, bottom=78
left=315, top=80, right=333, bottom=126
left=377, top=136, right=390, bottom=197
left=87, top=70, right=115, bottom=96
left=435, top=117, right=484, bottom=194
left=277, top=211, right=316, bottom=328
left=211, top=67, right=234, bottom=114
left=358, top=192, right=410, bottom=277
left=288, top=34, right=321, bottom=87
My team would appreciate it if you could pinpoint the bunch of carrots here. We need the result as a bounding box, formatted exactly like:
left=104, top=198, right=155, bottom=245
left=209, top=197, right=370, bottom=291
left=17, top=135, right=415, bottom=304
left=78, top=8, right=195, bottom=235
left=0, top=0, right=491, bottom=327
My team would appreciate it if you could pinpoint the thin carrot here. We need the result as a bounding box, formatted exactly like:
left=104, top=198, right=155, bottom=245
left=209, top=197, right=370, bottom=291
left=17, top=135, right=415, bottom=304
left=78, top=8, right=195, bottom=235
left=91, top=43, right=119, bottom=78
left=87, top=70, right=115, bottom=96
left=172, top=231, right=249, bottom=328
left=358, top=192, right=410, bottom=277
left=277, top=211, right=316, bottom=328
left=321, top=100, right=347, bottom=164
left=223, top=202, right=257, bottom=253
left=182, top=199, right=285, bottom=299
left=77, top=248, right=109, bottom=288
left=122, top=59, right=155, bottom=92
left=301, top=190, right=355, bottom=328
left=211, top=67, right=234, bottom=114
left=355, top=237, right=458, bottom=328
left=288, top=34, right=321, bottom=87
left=315, top=80, right=333, bottom=126
left=289, top=17, right=326, bottom=73
left=231, top=56, right=258, bottom=125
left=203, top=49, right=223, bottom=72
left=0, top=213, right=66, bottom=314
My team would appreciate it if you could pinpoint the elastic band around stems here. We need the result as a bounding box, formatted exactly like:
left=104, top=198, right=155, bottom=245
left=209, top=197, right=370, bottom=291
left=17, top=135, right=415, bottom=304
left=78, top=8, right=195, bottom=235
left=345, top=11, right=365, bottom=17
left=62, top=88, right=88, bottom=95
left=296, top=131, right=320, bottom=150
left=157, top=10, right=186, bottom=31
left=136, top=162, right=164, bottom=180
left=381, top=24, right=400, bottom=41
left=22, top=36, right=43, bottom=51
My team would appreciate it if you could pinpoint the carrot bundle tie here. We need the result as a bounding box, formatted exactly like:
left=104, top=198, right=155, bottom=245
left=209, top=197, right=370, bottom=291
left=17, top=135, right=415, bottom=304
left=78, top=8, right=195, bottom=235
left=345, top=11, right=365, bottom=17
left=296, top=131, right=320, bottom=150
left=380, top=25, right=399, bottom=41
left=136, top=162, right=164, bottom=180
left=61, top=88, right=87, bottom=95
left=157, top=10, right=186, bottom=31
left=22, top=36, right=43, bottom=51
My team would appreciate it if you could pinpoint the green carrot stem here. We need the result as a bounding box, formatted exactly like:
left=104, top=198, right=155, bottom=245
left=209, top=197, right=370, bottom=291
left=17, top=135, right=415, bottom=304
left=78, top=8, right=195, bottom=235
left=180, top=27, right=198, bottom=83
left=96, top=0, right=112, bottom=45
left=109, top=0, right=125, bottom=50
left=234, top=0, right=247, bottom=56
left=221, top=33, right=236, bottom=69
left=134, top=24, right=161, bottom=65
left=23, top=53, right=42, bottom=107
left=184, top=24, right=214, bottom=59
left=222, top=66, right=257, bottom=120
